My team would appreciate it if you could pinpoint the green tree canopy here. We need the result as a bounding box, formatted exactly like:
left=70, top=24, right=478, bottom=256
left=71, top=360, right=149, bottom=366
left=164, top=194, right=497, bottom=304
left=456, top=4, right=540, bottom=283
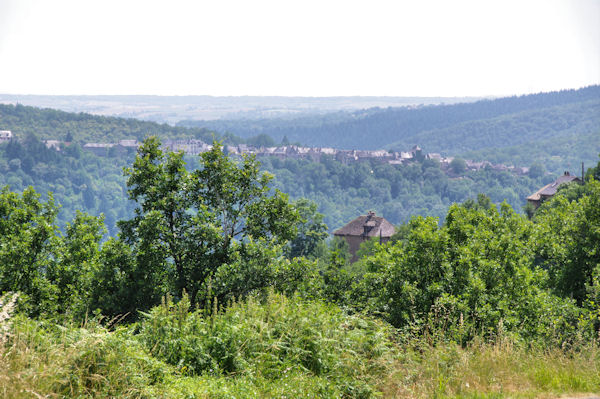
left=354, top=196, right=589, bottom=344
left=0, top=186, right=59, bottom=315
left=450, top=158, right=467, bottom=174
left=286, top=198, right=328, bottom=259
left=534, top=179, right=600, bottom=305
left=119, top=137, right=300, bottom=304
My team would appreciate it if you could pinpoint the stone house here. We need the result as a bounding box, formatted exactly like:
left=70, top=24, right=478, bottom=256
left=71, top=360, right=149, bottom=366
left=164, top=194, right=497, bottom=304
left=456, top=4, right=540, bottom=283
left=333, top=211, right=395, bottom=262
left=526, top=171, right=582, bottom=208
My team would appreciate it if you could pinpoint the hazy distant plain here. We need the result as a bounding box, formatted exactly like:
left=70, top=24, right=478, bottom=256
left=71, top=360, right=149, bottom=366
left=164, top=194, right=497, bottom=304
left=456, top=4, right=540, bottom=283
left=0, top=94, right=483, bottom=124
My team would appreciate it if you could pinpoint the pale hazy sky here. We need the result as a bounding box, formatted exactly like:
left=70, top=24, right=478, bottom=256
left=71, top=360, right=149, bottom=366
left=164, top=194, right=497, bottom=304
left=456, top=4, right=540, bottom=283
left=0, top=0, right=598, bottom=97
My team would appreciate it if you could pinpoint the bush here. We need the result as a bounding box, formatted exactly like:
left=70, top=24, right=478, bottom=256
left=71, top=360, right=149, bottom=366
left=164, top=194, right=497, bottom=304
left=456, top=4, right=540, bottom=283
left=353, top=200, right=597, bottom=346
left=208, top=239, right=321, bottom=305
left=137, top=291, right=394, bottom=397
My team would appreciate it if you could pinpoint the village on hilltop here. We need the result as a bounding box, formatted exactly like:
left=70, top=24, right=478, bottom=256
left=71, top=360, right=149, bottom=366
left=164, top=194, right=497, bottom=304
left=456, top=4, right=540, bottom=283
left=77, top=138, right=531, bottom=176
left=1, top=130, right=531, bottom=176
left=0, top=129, right=588, bottom=213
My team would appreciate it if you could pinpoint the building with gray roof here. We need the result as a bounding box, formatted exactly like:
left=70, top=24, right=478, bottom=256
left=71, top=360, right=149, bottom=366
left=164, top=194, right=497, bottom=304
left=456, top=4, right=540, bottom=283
left=527, top=171, right=582, bottom=208
left=333, top=211, right=395, bottom=262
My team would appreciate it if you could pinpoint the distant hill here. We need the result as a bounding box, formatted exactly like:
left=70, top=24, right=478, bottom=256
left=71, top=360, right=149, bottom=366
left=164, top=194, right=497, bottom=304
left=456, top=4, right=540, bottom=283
left=0, top=94, right=482, bottom=124
left=187, top=86, right=600, bottom=173
left=0, top=103, right=219, bottom=143
left=401, top=100, right=600, bottom=173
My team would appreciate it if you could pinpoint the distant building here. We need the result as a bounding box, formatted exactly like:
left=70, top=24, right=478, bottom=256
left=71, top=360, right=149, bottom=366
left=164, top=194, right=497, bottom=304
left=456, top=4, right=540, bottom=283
left=0, top=130, right=12, bottom=142
left=513, top=166, right=530, bottom=175
left=162, top=139, right=209, bottom=155
left=526, top=171, right=582, bottom=208
left=118, top=139, right=139, bottom=148
left=333, top=211, right=395, bottom=262
left=409, top=145, right=423, bottom=160
left=43, top=140, right=62, bottom=151
left=426, top=153, right=442, bottom=161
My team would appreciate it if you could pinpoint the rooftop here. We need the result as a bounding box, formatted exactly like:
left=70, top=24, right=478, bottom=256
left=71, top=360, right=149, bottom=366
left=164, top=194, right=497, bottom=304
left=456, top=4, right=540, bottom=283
left=527, top=172, right=581, bottom=201
left=333, top=211, right=395, bottom=238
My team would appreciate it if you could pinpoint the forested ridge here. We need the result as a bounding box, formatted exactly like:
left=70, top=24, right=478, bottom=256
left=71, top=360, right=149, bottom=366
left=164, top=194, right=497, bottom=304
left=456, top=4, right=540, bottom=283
left=261, top=155, right=549, bottom=230
left=1, top=138, right=599, bottom=397
left=0, top=131, right=553, bottom=233
left=0, top=102, right=219, bottom=143
left=1, top=97, right=595, bottom=230
left=185, top=86, right=600, bottom=173
left=395, top=99, right=600, bottom=171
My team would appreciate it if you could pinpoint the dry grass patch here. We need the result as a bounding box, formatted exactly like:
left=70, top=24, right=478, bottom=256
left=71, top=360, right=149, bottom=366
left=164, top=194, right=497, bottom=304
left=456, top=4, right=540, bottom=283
left=380, top=338, right=600, bottom=398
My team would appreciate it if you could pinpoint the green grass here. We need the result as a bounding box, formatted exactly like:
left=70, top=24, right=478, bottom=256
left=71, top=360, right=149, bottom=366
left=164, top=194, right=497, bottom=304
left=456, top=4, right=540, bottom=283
left=1, top=292, right=598, bottom=398
left=381, top=338, right=600, bottom=398
left=0, top=315, right=169, bottom=398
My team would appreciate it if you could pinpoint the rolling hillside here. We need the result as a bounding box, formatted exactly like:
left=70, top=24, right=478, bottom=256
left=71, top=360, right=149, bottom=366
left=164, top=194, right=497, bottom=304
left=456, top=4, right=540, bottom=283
left=187, top=86, right=600, bottom=173
left=0, top=103, right=219, bottom=143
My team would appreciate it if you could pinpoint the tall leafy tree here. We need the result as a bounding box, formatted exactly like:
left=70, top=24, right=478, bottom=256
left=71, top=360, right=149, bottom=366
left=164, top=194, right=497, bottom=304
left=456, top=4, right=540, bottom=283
left=48, top=211, right=105, bottom=315
left=0, top=186, right=59, bottom=315
left=120, top=137, right=299, bottom=304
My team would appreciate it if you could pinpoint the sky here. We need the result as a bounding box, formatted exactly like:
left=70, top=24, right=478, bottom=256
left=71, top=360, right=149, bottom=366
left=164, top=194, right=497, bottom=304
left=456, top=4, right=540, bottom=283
left=0, top=0, right=598, bottom=97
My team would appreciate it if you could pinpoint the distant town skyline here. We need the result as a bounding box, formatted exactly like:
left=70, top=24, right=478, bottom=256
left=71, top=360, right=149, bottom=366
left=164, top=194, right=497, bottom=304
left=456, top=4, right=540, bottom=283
left=0, top=0, right=598, bottom=97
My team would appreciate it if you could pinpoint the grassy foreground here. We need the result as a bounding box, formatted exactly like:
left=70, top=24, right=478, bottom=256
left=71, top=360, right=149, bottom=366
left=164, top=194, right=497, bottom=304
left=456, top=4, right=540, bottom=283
left=1, top=293, right=598, bottom=398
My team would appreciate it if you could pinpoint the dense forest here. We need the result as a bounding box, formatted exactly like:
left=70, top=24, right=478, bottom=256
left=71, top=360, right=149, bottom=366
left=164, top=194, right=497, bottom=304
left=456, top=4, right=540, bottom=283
left=0, top=131, right=554, bottom=233
left=1, top=101, right=570, bottom=232
left=2, top=95, right=597, bottom=231
left=183, top=86, right=600, bottom=174
left=0, top=135, right=135, bottom=234
left=261, top=155, right=551, bottom=229
left=1, top=139, right=599, bottom=397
